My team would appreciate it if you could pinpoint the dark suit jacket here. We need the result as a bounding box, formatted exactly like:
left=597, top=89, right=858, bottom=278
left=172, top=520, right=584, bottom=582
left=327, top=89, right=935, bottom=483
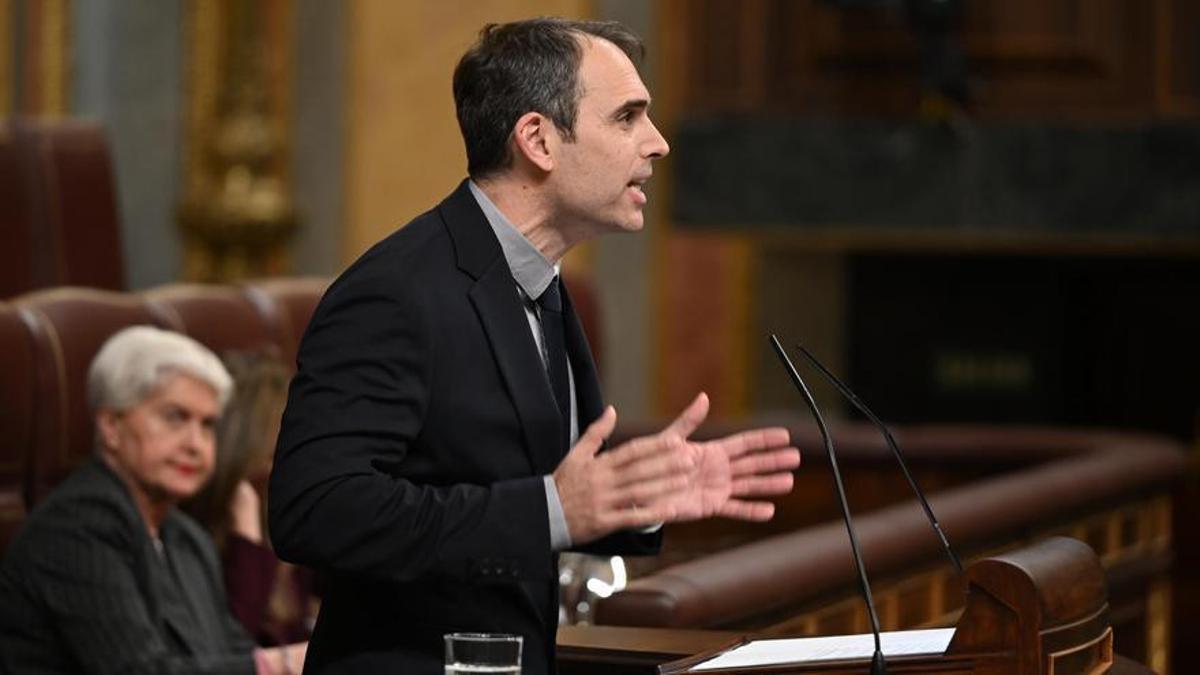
left=0, top=459, right=256, bottom=674
left=268, top=181, right=660, bottom=674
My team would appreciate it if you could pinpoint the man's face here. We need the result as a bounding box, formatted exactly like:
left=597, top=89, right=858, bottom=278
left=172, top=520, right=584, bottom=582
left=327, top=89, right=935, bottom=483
left=99, top=374, right=219, bottom=507
left=547, top=37, right=670, bottom=235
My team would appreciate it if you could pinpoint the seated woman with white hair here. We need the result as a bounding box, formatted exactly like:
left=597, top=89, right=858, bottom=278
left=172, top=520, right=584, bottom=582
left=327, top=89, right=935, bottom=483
left=0, top=326, right=306, bottom=674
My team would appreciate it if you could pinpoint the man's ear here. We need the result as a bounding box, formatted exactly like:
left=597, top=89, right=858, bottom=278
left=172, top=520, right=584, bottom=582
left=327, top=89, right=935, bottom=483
left=512, top=111, right=555, bottom=173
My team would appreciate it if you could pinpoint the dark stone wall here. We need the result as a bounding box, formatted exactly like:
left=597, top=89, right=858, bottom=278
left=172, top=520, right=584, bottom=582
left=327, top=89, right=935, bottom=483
left=673, top=118, right=1200, bottom=235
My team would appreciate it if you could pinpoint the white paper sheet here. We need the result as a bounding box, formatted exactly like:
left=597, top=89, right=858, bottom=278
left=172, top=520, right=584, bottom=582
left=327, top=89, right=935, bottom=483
left=689, top=628, right=955, bottom=671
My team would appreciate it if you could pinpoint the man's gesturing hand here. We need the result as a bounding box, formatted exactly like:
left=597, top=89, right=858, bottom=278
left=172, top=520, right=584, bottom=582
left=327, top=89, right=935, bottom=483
left=553, top=393, right=802, bottom=546
left=647, top=392, right=801, bottom=522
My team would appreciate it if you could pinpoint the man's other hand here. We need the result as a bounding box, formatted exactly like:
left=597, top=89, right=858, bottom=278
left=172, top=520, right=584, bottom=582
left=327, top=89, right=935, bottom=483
left=646, top=392, right=800, bottom=522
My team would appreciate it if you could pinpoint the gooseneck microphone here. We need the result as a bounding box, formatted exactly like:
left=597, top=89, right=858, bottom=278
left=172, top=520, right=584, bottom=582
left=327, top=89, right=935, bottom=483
left=791, top=340, right=963, bottom=576
left=770, top=335, right=887, bottom=675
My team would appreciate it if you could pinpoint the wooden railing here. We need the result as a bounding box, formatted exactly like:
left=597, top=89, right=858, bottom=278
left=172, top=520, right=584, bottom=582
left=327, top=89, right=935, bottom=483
left=594, top=424, right=1185, bottom=672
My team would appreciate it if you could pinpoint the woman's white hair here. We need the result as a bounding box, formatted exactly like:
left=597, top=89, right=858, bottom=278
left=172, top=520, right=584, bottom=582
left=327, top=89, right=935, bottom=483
left=87, top=325, right=233, bottom=412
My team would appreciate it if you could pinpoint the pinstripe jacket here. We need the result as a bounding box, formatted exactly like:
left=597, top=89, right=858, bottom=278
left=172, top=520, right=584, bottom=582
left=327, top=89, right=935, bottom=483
left=0, top=458, right=257, bottom=674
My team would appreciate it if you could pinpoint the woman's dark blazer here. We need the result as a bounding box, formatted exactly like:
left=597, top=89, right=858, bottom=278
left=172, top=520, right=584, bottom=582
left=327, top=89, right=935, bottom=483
left=0, top=459, right=257, bottom=674
left=268, top=180, right=660, bottom=674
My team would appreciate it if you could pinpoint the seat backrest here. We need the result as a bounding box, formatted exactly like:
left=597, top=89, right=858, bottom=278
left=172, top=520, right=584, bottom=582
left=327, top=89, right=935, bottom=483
left=14, top=288, right=167, bottom=504
left=0, top=128, right=41, bottom=298
left=239, top=277, right=329, bottom=369
left=0, top=302, right=35, bottom=551
left=21, top=118, right=125, bottom=289
left=11, top=119, right=124, bottom=293
left=143, top=284, right=282, bottom=358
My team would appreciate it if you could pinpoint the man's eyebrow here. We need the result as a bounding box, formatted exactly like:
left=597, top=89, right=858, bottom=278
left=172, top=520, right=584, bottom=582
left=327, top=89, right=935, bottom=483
left=612, top=98, right=650, bottom=118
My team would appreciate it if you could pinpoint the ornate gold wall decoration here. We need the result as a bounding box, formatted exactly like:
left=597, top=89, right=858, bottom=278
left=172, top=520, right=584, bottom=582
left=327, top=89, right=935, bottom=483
left=180, top=0, right=295, bottom=282
left=7, top=0, right=70, bottom=117
left=34, top=0, right=68, bottom=116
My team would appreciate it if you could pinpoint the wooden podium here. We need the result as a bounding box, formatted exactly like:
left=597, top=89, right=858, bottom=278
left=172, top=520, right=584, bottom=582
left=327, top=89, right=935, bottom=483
left=559, top=538, right=1141, bottom=674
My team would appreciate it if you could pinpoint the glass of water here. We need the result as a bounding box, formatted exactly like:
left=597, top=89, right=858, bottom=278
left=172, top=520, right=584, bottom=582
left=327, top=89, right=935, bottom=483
left=444, top=632, right=523, bottom=674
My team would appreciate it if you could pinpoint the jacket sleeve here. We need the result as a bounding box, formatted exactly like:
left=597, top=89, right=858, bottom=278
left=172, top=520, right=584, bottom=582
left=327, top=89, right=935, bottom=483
left=267, top=271, right=554, bottom=584
left=571, top=528, right=663, bottom=557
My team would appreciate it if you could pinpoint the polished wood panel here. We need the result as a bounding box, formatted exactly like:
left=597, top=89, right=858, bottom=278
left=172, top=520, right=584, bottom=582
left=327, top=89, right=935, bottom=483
left=663, top=0, right=1197, bottom=120
left=1160, top=0, right=1200, bottom=115
left=567, top=539, right=1124, bottom=674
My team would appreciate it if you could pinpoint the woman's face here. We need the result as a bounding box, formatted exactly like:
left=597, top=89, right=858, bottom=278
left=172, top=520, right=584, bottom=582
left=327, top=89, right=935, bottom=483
left=99, top=374, right=220, bottom=507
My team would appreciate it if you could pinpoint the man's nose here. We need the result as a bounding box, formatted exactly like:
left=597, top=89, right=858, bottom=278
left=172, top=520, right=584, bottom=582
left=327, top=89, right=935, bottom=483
left=644, top=119, right=670, bottom=159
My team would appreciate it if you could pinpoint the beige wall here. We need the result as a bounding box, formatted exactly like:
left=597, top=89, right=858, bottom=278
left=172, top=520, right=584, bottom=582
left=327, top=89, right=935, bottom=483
left=343, top=0, right=590, bottom=262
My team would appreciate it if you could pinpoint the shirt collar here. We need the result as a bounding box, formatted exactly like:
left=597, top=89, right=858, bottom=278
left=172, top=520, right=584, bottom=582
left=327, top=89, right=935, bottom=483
left=469, top=179, right=557, bottom=300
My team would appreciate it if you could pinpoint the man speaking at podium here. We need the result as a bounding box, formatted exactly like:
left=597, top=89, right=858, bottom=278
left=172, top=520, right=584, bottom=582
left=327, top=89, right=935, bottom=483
left=268, top=17, right=801, bottom=674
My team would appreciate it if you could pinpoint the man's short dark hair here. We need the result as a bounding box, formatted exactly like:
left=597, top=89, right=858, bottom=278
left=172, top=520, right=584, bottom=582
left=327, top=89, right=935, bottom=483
left=453, top=17, right=644, bottom=178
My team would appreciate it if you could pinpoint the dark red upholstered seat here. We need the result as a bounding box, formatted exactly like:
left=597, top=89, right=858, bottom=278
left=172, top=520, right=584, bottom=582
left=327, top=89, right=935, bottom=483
left=0, top=302, right=36, bottom=549
left=239, top=276, right=330, bottom=369
left=0, top=129, right=39, bottom=298
left=143, top=284, right=281, bottom=358
left=4, top=120, right=124, bottom=296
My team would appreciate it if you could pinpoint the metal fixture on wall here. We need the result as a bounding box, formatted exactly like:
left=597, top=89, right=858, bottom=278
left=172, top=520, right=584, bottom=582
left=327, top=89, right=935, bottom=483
left=180, top=0, right=295, bottom=282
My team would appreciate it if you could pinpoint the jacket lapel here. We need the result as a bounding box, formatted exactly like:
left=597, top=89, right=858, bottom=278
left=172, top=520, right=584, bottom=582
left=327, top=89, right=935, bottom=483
left=146, top=538, right=211, bottom=656
left=163, top=523, right=232, bottom=652
left=469, top=266, right=564, bottom=474
left=439, top=181, right=564, bottom=475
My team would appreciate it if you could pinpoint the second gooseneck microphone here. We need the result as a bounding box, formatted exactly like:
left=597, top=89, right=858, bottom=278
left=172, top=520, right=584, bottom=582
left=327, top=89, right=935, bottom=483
left=790, top=341, right=963, bottom=575
left=770, top=334, right=887, bottom=675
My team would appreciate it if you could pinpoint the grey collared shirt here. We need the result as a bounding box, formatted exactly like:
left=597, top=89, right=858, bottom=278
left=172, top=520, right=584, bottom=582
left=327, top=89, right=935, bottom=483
left=469, top=180, right=575, bottom=551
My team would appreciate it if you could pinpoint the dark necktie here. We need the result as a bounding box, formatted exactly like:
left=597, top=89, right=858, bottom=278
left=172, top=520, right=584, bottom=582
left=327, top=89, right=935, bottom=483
left=536, top=276, right=572, bottom=453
